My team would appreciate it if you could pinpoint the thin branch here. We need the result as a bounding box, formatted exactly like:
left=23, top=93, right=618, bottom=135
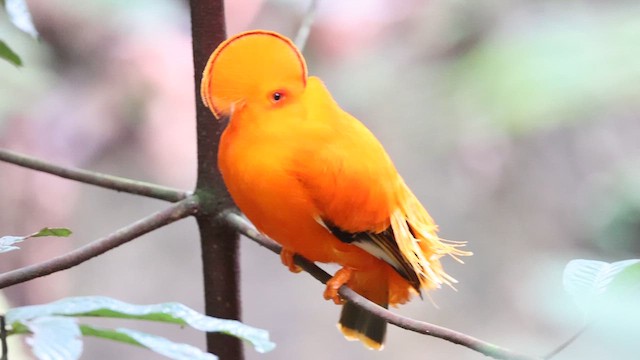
left=294, top=0, right=319, bottom=51
left=224, top=211, right=541, bottom=360
left=0, top=196, right=199, bottom=289
left=543, top=323, right=589, bottom=359
left=0, top=149, right=188, bottom=203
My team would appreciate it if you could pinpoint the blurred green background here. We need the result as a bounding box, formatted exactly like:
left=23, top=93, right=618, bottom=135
left=1, top=0, right=639, bottom=359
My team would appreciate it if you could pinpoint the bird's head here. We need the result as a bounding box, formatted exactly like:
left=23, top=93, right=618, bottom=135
left=201, top=30, right=308, bottom=119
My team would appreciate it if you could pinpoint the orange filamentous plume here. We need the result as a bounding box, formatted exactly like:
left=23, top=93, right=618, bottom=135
left=200, top=29, right=471, bottom=350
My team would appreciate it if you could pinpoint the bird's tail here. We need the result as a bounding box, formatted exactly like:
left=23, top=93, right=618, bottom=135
left=391, top=181, right=472, bottom=291
left=337, top=267, right=388, bottom=350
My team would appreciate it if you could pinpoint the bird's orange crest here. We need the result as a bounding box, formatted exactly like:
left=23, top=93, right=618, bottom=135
left=201, top=30, right=308, bottom=118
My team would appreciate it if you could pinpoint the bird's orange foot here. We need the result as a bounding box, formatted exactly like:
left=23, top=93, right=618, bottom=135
left=323, top=267, right=354, bottom=305
left=280, top=248, right=302, bottom=273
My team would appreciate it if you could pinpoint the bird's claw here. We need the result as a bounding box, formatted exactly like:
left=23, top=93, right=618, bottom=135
left=280, top=248, right=303, bottom=273
left=323, top=267, right=353, bottom=305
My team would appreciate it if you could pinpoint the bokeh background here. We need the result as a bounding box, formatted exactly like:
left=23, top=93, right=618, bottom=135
left=1, top=0, right=639, bottom=359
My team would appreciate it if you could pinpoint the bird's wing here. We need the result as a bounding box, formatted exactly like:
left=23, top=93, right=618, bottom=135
left=320, top=218, right=422, bottom=293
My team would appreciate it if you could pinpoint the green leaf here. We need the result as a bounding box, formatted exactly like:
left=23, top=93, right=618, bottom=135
left=0, top=227, right=72, bottom=253
left=0, top=39, right=22, bottom=67
left=608, top=262, right=640, bottom=298
left=5, top=0, right=38, bottom=38
left=80, top=325, right=217, bottom=359
left=31, top=228, right=73, bottom=238
left=563, top=259, right=640, bottom=316
left=79, top=324, right=142, bottom=347
left=80, top=325, right=217, bottom=360
left=115, top=328, right=217, bottom=360
left=23, top=316, right=82, bottom=360
left=6, top=296, right=275, bottom=353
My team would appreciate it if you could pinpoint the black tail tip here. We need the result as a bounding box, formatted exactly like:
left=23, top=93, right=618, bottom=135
left=338, top=301, right=387, bottom=350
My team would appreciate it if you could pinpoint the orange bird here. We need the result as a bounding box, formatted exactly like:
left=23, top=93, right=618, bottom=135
left=201, top=30, right=470, bottom=350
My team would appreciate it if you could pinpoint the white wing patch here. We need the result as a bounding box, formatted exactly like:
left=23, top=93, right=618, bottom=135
left=314, top=216, right=331, bottom=232
left=351, top=241, right=406, bottom=276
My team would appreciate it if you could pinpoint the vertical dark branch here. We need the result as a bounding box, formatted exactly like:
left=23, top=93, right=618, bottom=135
left=1, top=315, right=7, bottom=360
left=189, top=0, right=227, bottom=193
left=189, top=1, right=243, bottom=360
left=195, top=216, right=242, bottom=359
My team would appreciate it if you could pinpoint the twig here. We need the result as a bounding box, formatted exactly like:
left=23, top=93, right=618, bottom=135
left=0, top=196, right=199, bottom=289
left=543, top=323, right=589, bottom=359
left=224, top=211, right=541, bottom=360
left=294, top=0, right=319, bottom=51
left=0, top=149, right=188, bottom=203
left=0, top=315, right=6, bottom=360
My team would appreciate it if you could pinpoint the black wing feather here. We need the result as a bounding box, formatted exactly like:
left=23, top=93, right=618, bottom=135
left=323, top=219, right=421, bottom=293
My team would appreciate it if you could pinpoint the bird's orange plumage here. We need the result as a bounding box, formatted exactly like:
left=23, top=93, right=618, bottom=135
left=201, top=30, right=470, bottom=350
